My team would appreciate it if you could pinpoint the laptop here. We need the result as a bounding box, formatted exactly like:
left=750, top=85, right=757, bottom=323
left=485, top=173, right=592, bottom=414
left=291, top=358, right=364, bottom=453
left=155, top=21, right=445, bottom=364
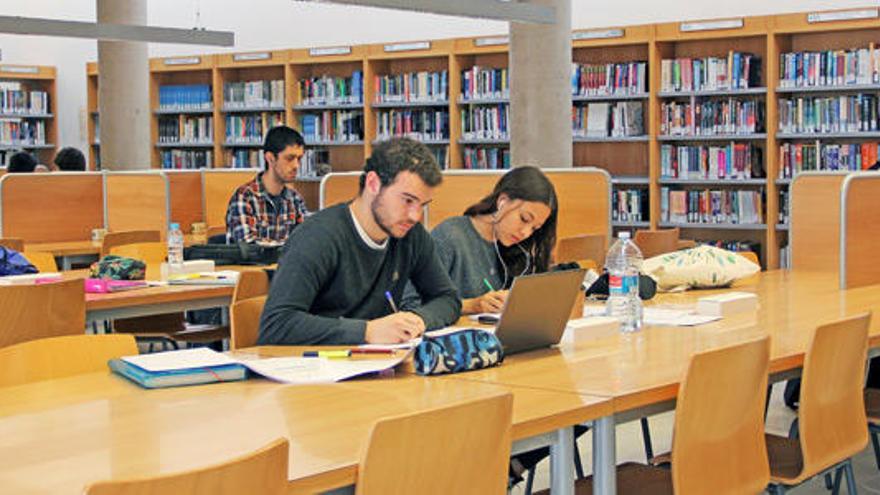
left=493, top=269, right=585, bottom=355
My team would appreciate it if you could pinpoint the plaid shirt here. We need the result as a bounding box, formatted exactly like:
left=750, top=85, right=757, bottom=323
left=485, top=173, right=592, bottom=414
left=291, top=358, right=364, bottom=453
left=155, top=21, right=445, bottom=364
left=225, top=172, right=309, bottom=243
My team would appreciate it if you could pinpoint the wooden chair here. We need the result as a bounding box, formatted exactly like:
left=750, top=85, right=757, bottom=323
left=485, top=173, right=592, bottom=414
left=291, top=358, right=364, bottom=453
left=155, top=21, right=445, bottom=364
left=22, top=251, right=58, bottom=272
left=0, top=278, right=85, bottom=348
left=556, top=234, right=606, bottom=267
left=545, top=337, right=770, bottom=495
left=100, top=230, right=161, bottom=257
left=356, top=393, right=512, bottom=494
left=0, top=334, right=137, bottom=388
left=737, top=251, right=760, bottom=266
left=634, top=228, right=680, bottom=259
left=766, top=313, right=871, bottom=495
left=231, top=296, right=267, bottom=350
left=233, top=269, right=269, bottom=302
left=85, top=438, right=289, bottom=495
left=866, top=388, right=880, bottom=472
left=0, top=237, right=24, bottom=252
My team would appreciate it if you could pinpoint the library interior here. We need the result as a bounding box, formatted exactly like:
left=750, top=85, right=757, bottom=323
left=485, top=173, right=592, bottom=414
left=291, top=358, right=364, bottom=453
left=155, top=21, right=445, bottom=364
left=3, top=0, right=880, bottom=493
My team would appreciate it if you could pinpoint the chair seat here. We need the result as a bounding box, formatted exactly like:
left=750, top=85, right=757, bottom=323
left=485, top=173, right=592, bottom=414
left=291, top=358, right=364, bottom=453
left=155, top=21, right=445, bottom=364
left=766, top=433, right=806, bottom=484
left=535, top=462, right=673, bottom=495
left=866, top=388, right=880, bottom=424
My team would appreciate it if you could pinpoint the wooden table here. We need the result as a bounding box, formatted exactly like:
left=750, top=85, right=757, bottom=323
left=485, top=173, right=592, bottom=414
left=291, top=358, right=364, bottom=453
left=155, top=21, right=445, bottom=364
left=0, top=367, right=610, bottom=494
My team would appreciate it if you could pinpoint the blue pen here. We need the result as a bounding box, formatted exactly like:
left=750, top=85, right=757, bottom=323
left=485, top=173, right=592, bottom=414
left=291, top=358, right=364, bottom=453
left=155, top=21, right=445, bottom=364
left=384, top=290, right=399, bottom=313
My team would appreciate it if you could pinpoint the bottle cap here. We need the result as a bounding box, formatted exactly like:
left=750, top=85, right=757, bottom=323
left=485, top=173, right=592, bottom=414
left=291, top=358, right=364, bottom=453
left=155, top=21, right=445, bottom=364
left=169, top=222, right=180, bottom=230
left=618, top=231, right=631, bottom=239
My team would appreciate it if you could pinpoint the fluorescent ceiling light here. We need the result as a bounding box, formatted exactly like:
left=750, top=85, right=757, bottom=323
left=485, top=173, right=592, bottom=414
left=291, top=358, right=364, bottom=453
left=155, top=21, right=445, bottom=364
left=0, top=16, right=234, bottom=46
left=296, top=0, right=556, bottom=24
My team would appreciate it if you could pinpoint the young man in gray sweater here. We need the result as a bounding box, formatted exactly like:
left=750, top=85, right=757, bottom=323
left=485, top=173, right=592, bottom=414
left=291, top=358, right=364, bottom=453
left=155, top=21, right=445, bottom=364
left=258, top=138, right=461, bottom=345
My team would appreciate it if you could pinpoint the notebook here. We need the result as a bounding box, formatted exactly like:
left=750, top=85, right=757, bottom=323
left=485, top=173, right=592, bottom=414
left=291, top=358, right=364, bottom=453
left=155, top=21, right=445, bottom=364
left=109, top=348, right=247, bottom=389
left=167, top=270, right=239, bottom=286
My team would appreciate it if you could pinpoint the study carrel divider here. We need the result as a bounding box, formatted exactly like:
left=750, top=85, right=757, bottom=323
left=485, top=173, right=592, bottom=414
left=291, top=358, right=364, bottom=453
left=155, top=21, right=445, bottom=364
left=201, top=168, right=260, bottom=231
left=103, top=171, right=171, bottom=240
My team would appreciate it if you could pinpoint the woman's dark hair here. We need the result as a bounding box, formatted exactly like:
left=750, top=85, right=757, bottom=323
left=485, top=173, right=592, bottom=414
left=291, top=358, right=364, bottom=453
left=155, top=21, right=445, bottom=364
left=464, top=166, right=558, bottom=282
left=53, top=147, right=86, bottom=171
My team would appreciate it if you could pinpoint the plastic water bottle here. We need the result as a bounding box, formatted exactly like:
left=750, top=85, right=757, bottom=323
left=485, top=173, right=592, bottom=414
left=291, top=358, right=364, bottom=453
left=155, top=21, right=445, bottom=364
left=167, top=222, right=184, bottom=266
left=605, top=231, right=643, bottom=332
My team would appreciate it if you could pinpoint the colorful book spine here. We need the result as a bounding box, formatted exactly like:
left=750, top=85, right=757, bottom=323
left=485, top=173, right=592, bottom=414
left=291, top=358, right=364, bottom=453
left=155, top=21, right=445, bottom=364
left=299, top=72, right=363, bottom=105
left=463, top=146, right=510, bottom=170
left=376, top=108, right=449, bottom=141
left=778, top=94, right=879, bottom=134
left=461, top=105, right=508, bottom=140
left=660, top=98, right=764, bottom=136
left=660, top=52, right=762, bottom=92
left=161, top=149, right=212, bottom=169
left=223, top=80, right=285, bottom=108
left=778, top=142, right=879, bottom=177
left=300, top=110, right=363, bottom=143
left=571, top=61, right=647, bottom=96
left=0, top=82, right=49, bottom=114
left=660, top=143, right=764, bottom=180
left=779, top=46, right=880, bottom=88
left=374, top=70, right=448, bottom=103
left=461, top=66, right=509, bottom=100
left=661, top=187, right=763, bottom=224
left=612, top=189, right=647, bottom=222
left=0, top=119, right=45, bottom=145
left=572, top=101, right=644, bottom=138
left=158, top=84, right=212, bottom=111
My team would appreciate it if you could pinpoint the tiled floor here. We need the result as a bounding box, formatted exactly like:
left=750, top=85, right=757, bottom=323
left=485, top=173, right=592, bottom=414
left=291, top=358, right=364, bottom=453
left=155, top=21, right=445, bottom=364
left=516, top=383, right=880, bottom=494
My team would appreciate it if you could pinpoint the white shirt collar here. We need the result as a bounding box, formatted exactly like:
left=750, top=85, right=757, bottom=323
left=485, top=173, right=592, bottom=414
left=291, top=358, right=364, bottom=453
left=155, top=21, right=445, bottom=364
left=349, top=207, right=388, bottom=250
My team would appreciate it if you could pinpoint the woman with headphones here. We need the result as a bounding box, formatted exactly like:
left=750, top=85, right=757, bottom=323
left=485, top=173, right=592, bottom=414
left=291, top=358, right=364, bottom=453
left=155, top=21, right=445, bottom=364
left=407, top=166, right=558, bottom=314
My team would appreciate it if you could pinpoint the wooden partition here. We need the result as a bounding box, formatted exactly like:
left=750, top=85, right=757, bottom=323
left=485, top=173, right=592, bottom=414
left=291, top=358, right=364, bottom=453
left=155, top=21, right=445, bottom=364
left=841, top=173, right=880, bottom=289
left=104, top=172, right=170, bottom=239
left=165, top=170, right=204, bottom=234
left=320, top=172, right=361, bottom=209
left=790, top=172, right=848, bottom=274
left=0, top=173, right=104, bottom=243
left=201, top=169, right=259, bottom=230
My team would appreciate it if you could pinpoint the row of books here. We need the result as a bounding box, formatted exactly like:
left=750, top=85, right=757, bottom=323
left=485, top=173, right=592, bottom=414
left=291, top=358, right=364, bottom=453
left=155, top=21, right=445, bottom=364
left=461, top=104, right=508, bottom=141
left=160, top=150, right=212, bottom=169
left=223, top=80, right=284, bottom=109
left=571, top=62, right=647, bottom=96
left=158, top=116, right=213, bottom=144
left=779, top=189, right=789, bottom=225
left=226, top=149, right=263, bottom=169
left=779, top=244, right=791, bottom=269
left=0, top=120, right=45, bottom=145
left=779, top=47, right=880, bottom=88
left=298, top=72, right=363, bottom=106
left=374, top=71, right=448, bottom=103
left=778, top=95, right=879, bottom=134
left=778, top=142, right=879, bottom=177
left=158, top=84, right=212, bottom=111
left=660, top=52, right=762, bottom=92
left=431, top=147, right=449, bottom=169
left=661, top=188, right=764, bottom=225
left=660, top=99, right=764, bottom=136
left=0, top=83, right=49, bottom=114
left=660, top=143, right=764, bottom=180
left=376, top=109, right=449, bottom=141
left=298, top=149, right=331, bottom=178
left=573, top=101, right=644, bottom=138
left=699, top=239, right=761, bottom=255
left=463, top=146, right=510, bottom=170
left=612, top=189, right=647, bottom=223
left=461, top=66, right=508, bottom=100
left=224, top=113, right=284, bottom=145
left=300, top=111, right=363, bottom=143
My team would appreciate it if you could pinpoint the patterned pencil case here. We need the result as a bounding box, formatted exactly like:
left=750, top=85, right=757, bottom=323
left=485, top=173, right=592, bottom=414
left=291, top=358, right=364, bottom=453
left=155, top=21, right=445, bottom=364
left=413, top=328, right=504, bottom=376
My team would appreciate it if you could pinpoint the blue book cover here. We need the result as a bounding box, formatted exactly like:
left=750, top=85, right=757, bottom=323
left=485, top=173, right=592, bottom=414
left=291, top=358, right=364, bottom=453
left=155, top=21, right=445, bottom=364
left=109, top=358, right=247, bottom=389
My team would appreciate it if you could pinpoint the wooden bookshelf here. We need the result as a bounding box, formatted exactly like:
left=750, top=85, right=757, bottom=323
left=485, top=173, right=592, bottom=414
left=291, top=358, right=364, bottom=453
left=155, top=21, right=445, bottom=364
left=0, top=64, right=57, bottom=168
left=82, top=6, right=880, bottom=268
left=86, top=62, right=99, bottom=170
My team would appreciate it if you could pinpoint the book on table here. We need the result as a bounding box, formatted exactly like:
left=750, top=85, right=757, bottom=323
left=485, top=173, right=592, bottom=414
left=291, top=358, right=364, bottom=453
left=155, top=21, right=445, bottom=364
left=109, top=348, right=247, bottom=389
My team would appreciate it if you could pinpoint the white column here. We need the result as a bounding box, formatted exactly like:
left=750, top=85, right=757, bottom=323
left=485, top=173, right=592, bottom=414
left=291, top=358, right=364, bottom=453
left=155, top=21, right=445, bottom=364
left=97, top=0, right=151, bottom=170
left=509, top=0, right=572, bottom=168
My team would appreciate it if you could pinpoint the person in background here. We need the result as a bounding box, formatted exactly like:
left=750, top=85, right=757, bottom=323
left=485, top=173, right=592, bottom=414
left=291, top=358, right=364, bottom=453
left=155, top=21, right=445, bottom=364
left=6, top=152, right=38, bottom=173
left=34, top=164, right=50, bottom=173
left=258, top=138, right=461, bottom=345
left=52, top=147, right=86, bottom=171
left=225, top=125, right=309, bottom=244
left=403, top=166, right=558, bottom=314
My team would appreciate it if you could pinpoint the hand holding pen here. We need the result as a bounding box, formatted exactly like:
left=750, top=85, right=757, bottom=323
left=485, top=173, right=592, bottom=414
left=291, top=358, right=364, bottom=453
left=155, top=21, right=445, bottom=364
left=364, top=291, right=426, bottom=344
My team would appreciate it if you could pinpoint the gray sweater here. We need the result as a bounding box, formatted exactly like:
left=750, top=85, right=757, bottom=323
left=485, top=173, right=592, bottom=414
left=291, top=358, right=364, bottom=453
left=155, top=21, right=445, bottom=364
left=258, top=203, right=462, bottom=345
left=402, top=216, right=504, bottom=309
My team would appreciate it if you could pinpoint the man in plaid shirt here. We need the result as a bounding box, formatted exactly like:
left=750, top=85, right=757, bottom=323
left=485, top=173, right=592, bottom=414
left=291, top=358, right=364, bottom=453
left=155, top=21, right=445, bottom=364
left=225, top=126, right=310, bottom=243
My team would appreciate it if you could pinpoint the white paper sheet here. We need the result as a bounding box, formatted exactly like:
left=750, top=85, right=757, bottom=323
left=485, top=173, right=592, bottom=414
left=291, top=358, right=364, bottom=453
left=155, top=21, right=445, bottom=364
left=241, top=356, right=405, bottom=384
left=582, top=304, right=721, bottom=327
left=122, top=347, right=239, bottom=372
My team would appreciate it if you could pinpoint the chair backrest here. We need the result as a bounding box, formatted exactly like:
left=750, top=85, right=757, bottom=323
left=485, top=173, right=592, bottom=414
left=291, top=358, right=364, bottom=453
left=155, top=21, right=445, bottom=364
left=101, top=230, right=161, bottom=257
left=356, top=393, right=512, bottom=495
left=799, top=313, right=871, bottom=475
left=0, top=237, right=24, bottom=252
left=556, top=234, right=606, bottom=267
left=671, top=337, right=770, bottom=494
left=85, top=438, right=289, bottom=495
left=0, top=334, right=137, bottom=388
left=22, top=251, right=58, bottom=273
left=230, top=296, right=267, bottom=350
left=737, top=251, right=759, bottom=265
left=0, top=278, right=85, bottom=349
left=233, top=269, right=270, bottom=303
left=109, top=242, right=167, bottom=280
left=634, top=228, right=680, bottom=259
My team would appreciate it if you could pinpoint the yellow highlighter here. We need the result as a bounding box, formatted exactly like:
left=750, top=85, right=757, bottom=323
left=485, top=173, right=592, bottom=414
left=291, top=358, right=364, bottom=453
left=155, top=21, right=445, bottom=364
left=302, top=350, right=351, bottom=358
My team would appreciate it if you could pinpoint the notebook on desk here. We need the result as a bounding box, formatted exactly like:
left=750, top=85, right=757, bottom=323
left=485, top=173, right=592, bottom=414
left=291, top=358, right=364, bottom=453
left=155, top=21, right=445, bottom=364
left=109, top=348, right=247, bottom=389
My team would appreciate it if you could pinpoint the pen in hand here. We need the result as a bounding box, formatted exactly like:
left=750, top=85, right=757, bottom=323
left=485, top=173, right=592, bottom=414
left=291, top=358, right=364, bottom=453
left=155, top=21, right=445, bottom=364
left=384, top=290, right=399, bottom=313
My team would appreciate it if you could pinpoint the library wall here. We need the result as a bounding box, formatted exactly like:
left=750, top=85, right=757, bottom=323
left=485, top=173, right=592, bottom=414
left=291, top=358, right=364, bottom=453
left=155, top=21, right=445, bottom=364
left=0, top=0, right=874, bottom=153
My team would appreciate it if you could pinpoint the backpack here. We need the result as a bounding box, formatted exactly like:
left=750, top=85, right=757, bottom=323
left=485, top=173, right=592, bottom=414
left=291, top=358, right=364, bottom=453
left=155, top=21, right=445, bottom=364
left=0, top=247, right=38, bottom=276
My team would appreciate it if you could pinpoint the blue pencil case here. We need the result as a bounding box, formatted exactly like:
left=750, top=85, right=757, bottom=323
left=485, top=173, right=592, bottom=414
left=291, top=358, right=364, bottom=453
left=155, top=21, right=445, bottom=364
left=413, top=328, right=504, bottom=375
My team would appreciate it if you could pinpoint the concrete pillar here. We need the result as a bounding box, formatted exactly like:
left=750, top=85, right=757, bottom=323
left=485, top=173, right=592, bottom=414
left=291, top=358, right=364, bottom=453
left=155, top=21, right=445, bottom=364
left=97, top=0, right=151, bottom=170
left=509, top=0, right=572, bottom=168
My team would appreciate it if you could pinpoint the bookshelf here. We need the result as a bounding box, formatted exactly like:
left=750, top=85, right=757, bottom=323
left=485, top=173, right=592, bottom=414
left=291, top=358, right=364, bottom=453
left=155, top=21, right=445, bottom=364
left=81, top=6, right=880, bottom=267
left=0, top=64, right=57, bottom=168
left=365, top=39, right=453, bottom=169
left=86, top=62, right=99, bottom=170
